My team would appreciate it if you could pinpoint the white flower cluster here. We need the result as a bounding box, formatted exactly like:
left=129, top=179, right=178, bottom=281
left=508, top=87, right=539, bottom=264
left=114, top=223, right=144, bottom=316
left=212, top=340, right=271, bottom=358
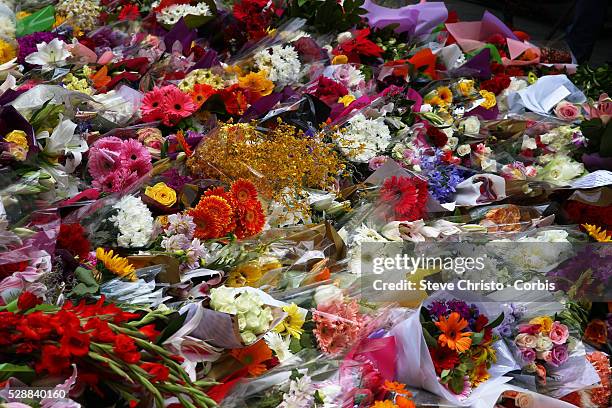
left=210, top=287, right=273, bottom=344
left=536, top=154, right=585, bottom=185
left=254, top=45, right=302, bottom=87
left=338, top=113, right=391, bottom=162
left=278, top=375, right=314, bottom=408
left=153, top=1, right=211, bottom=25
left=110, top=196, right=154, bottom=248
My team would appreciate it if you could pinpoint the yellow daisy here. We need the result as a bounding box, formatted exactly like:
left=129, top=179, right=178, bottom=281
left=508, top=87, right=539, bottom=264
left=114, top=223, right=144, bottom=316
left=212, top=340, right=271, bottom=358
left=274, top=303, right=305, bottom=339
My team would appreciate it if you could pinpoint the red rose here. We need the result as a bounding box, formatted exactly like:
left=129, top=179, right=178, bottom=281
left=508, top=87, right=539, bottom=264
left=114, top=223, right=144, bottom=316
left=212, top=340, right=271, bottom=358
left=293, top=37, right=326, bottom=64
left=481, top=74, right=511, bottom=95
left=57, top=223, right=91, bottom=259
left=427, top=126, right=448, bottom=148
left=313, top=76, right=348, bottom=106
left=140, top=362, right=170, bottom=382
left=17, top=291, right=42, bottom=311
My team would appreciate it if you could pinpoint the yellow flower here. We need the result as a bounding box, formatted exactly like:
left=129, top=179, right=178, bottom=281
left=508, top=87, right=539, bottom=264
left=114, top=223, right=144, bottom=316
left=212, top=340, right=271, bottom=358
left=96, top=248, right=136, bottom=281
left=4, top=130, right=29, bottom=161
left=16, top=11, right=32, bottom=19
left=457, top=80, right=474, bottom=96
left=470, top=364, right=491, bottom=387
left=428, top=96, right=445, bottom=106
left=274, top=303, right=305, bottom=339
left=145, top=182, right=177, bottom=207
left=479, top=89, right=497, bottom=109
left=437, top=86, right=453, bottom=104
left=582, top=223, right=612, bottom=242
left=0, top=39, right=16, bottom=64
left=238, top=71, right=274, bottom=97
left=260, top=257, right=282, bottom=273
left=372, top=401, right=398, bottom=408
left=338, top=94, right=356, bottom=107
left=332, top=55, right=349, bottom=65
left=529, top=316, right=553, bottom=334
left=227, top=261, right=263, bottom=287
left=528, top=71, right=538, bottom=84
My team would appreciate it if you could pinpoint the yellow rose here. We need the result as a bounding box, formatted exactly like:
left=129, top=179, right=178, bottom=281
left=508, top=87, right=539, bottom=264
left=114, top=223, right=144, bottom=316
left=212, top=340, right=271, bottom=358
left=332, top=55, right=349, bottom=65
left=529, top=316, right=553, bottom=334
left=4, top=130, right=29, bottom=161
left=458, top=80, right=474, bottom=96
left=145, top=182, right=177, bottom=207
left=479, top=90, right=497, bottom=109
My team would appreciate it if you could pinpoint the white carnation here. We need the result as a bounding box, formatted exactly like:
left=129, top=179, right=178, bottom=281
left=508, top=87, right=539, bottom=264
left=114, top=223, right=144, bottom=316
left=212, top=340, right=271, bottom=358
left=254, top=45, right=302, bottom=87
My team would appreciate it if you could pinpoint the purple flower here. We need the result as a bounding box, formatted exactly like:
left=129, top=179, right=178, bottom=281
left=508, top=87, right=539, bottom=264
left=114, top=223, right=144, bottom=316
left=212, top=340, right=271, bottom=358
left=519, top=347, right=536, bottom=363
left=162, top=168, right=192, bottom=191
left=427, top=300, right=447, bottom=317
left=497, top=323, right=513, bottom=337
left=447, top=299, right=471, bottom=320
left=549, top=344, right=569, bottom=367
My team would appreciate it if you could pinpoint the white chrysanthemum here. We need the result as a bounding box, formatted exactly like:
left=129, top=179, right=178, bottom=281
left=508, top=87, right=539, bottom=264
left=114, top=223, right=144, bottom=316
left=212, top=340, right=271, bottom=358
left=110, top=196, right=154, bottom=248
left=278, top=375, right=314, bottom=408
left=254, top=45, right=302, bottom=87
left=153, top=1, right=211, bottom=25
left=337, top=113, right=391, bottom=162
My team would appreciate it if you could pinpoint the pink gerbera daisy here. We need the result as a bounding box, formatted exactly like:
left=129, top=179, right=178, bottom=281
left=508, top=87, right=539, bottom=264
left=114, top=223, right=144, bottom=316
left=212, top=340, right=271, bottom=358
left=88, top=147, right=121, bottom=179
left=160, top=87, right=196, bottom=126
left=141, top=87, right=165, bottom=122
left=93, top=168, right=139, bottom=193
left=119, top=139, right=152, bottom=177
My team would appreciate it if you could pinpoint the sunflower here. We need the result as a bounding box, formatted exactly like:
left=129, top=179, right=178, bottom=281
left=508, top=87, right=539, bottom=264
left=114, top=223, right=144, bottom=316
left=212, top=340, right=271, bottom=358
left=582, top=223, right=612, bottom=242
left=230, top=178, right=258, bottom=206
left=274, top=303, right=305, bottom=339
left=238, top=71, right=274, bottom=97
left=96, top=248, right=136, bottom=281
left=188, top=195, right=234, bottom=239
left=437, top=86, right=453, bottom=104
left=434, top=312, right=473, bottom=353
left=190, top=83, right=216, bottom=107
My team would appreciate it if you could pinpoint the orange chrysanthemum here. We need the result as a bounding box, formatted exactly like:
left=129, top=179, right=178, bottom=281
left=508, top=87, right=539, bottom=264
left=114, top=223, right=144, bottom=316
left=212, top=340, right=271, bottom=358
left=235, top=200, right=265, bottom=238
left=383, top=381, right=411, bottom=396
left=230, top=340, right=273, bottom=377
left=189, top=195, right=234, bottom=239
left=435, top=312, right=473, bottom=353
left=231, top=178, right=258, bottom=206
left=191, top=83, right=216, bottom=107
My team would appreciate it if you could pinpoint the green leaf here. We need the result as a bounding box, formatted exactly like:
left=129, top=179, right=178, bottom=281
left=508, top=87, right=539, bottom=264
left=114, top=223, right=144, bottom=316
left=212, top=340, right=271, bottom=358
left=69, top=266, right=100, bottom=297
left=471, top=331, right=484, bottom=346
left=422, top=328, right=438, bottom=348
left=449, top=373, right=465, bottom=394
left=440, top=369, right=450, bottom=378
left=0, top=363, right=35, bottom=382
left=157, top=312, right=187, bottom=344
left=486, top=312, right=505, bottom=330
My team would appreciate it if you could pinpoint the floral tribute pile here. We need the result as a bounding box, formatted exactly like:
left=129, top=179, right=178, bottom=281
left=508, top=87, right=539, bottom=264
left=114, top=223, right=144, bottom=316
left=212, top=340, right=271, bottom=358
left=0, top=0, right=610, bottom=407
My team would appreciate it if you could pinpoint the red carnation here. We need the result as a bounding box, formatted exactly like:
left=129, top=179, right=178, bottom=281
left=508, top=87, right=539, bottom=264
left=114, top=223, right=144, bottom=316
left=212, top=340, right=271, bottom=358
left=140, top=362, right=170, bottom=382
left=380, top=176, right=429, bottom=222
left=313, top=75, right=348, bottom=106
left=17, top=291, right=42, bottom=311
left=57, top=223, right=91, bottom=259
left=430, top=346, right=460, bottom=375
left=481, top=74, right=511, bottom=95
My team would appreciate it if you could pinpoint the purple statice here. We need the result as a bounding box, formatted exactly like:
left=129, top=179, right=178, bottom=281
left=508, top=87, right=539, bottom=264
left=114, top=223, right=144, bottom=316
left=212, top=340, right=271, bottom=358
left=17, top=32, right=63, bottom=65
left=419, top=150, right=470, bottom=203
left=427, top=300, right=447, bottom=317
left=162, top=168, right=192, bottom=191
left=447, top=299, right=471, bottom=320
left=547, top=245, right=612, bottom=293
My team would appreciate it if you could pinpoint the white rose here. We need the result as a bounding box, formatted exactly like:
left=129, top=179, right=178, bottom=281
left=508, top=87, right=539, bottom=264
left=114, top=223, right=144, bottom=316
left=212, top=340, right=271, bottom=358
left=457, top=144, right=471, bottom=156
left=419, top=104, right=433, bottom=113
left=461, top=116, right=480, bottom=135
left=509, top=78, right=528, bottom=92
left=540, top=132, right=555, bottom=145
left=535, top=334, right=553, bottom=351
left=241, top=330, right=257, bottom=344
left=521, top=136, right=537, bottom=150
left=314, top=284, right=344, bottom=306
left=447, top=136, right=459, bottom=149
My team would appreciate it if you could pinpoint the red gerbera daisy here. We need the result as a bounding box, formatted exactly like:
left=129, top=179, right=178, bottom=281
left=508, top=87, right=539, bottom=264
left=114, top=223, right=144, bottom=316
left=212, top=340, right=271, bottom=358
left=141, top=87, right=165, bottom=122
left=235, top=200, right=265, bottom=238
left=189, top=196, right=234, bottom=239
left=191, top=83, right=217, bottom=107
left=430, top=346, right=460, bottom=375
left=161, top=87, right=196, bottom=126
left=380, top=176, right=428, bottom=221
left=230, top=179, right=258, bottom=207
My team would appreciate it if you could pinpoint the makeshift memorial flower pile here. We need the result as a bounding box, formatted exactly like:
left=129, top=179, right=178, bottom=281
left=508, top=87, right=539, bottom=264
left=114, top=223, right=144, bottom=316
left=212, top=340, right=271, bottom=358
left=0, top=0, right=610, bottom=407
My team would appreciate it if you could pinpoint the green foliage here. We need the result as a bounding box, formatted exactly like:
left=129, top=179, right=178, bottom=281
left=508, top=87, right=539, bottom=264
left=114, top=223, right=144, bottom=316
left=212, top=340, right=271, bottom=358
left=572, top=64, right=612, bottom=100
left=286, top=0, right=367, bottom=34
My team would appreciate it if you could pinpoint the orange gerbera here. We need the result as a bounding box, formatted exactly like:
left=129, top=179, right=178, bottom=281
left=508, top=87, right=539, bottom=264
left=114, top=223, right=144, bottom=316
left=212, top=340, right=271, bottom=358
left=189, top=195, right=234, bottom=239
left=191, top=83, right=217, bottom=107
left=238, top=71, right=274, bottom=98
left=230, top=178, right=258, bottom=206
left=230, top=340, right=273, bottom=376
left=435, top=312, right=473, bottom=353
left=235, top=200, right=265, bottom=238
left=383, top=381, right=411, bottom=396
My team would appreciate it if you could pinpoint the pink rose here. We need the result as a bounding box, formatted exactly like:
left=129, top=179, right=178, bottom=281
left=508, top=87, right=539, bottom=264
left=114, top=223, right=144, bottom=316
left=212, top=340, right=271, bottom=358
left=554, top=101, right=581, bottom=121
left=548, top=321, right=569, bottom=345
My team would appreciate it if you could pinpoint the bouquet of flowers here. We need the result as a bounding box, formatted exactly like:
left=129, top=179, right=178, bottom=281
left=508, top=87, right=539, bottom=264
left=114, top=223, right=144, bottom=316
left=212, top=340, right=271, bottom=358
left=389, top=293, right=518, bottom=405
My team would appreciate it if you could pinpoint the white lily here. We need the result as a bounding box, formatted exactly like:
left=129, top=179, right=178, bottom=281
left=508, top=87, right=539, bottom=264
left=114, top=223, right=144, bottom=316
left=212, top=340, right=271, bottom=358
left=25, top=38, right=72, bottom=70
left=38, top=116, right=88, bottom=173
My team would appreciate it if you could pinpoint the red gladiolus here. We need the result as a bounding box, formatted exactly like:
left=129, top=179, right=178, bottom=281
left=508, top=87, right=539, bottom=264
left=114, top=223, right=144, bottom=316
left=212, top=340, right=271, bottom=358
left=85, top=318, right=117, bottom=343
left=17, top=291, right=42, bottom=311
left=139, top=324, right=160, bottom=342
left=114, top=334, right=141, bottom=364
left=60, top=329, right=91, bottom=357
left=18, top=312, right=54, bottom=341
left=36, top=345, right=71, bottom=375
left=140, top=362, right=170, bottom=382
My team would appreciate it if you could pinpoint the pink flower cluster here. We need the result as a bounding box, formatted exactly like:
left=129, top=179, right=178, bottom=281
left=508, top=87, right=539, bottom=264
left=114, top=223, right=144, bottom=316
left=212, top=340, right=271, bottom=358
left=515, top=320, right=570, bottom=368
left=312, top=299, right=369, bottom=355
left=88, top=136, right=152, bottom=193
left=140, top=85, right=196, bottom=126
